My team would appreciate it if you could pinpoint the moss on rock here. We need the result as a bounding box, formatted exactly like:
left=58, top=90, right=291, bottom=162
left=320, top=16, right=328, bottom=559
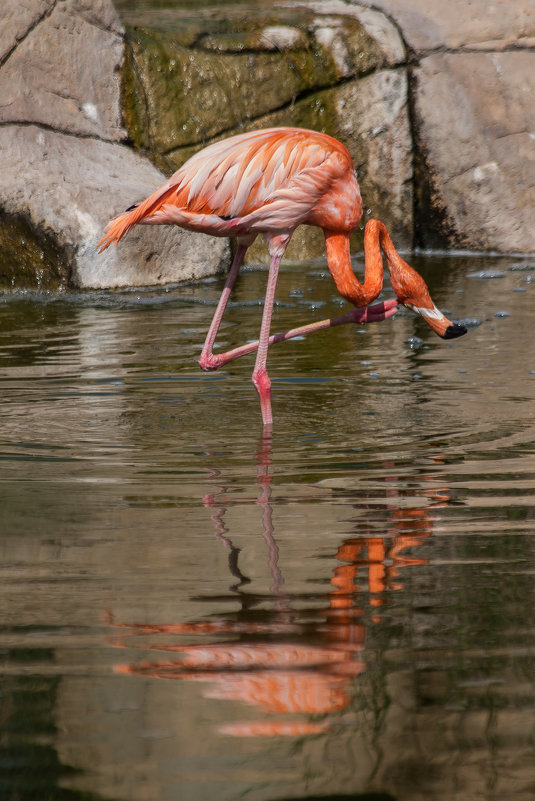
left=0, top=214, right=71, bottom=292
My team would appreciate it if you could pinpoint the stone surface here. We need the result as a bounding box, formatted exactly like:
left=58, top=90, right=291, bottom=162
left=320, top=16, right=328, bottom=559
left=355, top=0, right=535, bottom=52
left=0, top=0, right=228, bottom=289
left=121, top=26, right=338, bottom=164
left=120, top=8, right=399, bottom=167
left=333, top=70, right=412, bottom=248
left=353, top=0, right=535, bottom=252
left=0, top=0, right=55, bottom=64
left=0, top=125, right=228, bottom=289
left=413, top=52, right=535, bottom=252
left=0, top=0, right=124, bottom=141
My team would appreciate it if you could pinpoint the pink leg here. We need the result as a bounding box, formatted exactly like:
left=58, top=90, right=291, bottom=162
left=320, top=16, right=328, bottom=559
left=252, top=248, right=284, bottom=427
left=199, top=242, right=248, bottom=371
left=198, top=238, right=398, bottom=426
left=204, top=299, right=399, bottom=366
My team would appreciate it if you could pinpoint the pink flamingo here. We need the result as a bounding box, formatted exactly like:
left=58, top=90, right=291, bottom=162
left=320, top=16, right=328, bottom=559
left=99, top=127, right=466, bottom=425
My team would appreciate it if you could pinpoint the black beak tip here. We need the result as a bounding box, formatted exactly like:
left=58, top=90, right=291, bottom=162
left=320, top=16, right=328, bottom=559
left=442, top=323, right=468, bottom=340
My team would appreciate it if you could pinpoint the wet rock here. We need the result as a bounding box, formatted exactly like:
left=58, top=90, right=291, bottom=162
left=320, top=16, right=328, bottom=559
left=120, top=9, right=398, bottom=166
left=121, top=25, right=339, bottom=163
left=0, top=0, right=228, bottom=290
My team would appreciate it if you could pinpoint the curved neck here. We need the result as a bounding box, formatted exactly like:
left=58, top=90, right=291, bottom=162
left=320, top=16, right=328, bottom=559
left=325, top=232, right=383, bottom=308
left=364, top=219, right=433, bottom=306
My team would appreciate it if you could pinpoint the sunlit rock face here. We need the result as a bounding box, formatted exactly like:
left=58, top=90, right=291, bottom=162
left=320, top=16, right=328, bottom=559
left=413, top=51, right=535, bottom=253
left=120, top=4, right=412, bottom=260
left=0, top=0, right=228, bottom=290
left=362, top=0, right=535, bottom=253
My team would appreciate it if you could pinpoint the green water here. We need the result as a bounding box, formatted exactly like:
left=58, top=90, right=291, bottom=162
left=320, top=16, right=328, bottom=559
left=1, top=253, right=535, bottom=801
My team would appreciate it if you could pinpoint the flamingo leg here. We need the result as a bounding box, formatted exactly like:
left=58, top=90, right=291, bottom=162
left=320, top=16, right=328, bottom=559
left=251, top=245, right=285, bottom=427
left=198, top=234, right=399, bottom=426
left=205, top=299, right=399, bottom=366
left=199, top=242, right=249, bottom=371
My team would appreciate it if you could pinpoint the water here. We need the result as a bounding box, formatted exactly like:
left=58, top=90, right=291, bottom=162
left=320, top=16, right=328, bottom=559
left=1, top=253, right=535, bottom=801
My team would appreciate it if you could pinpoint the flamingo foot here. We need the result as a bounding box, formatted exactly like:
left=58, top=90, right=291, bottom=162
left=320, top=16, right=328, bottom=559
left=199, top=353, right=222, bottom=371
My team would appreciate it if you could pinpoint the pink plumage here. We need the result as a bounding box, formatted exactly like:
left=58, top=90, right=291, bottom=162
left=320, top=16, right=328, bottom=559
left=98, top=127, right=361, bottom=246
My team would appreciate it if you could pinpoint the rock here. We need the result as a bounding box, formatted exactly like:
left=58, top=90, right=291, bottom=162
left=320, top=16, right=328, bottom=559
left=357, top=0, right=535, bottom=52
left=0, top=0, right=124, bottom=141
left=333, top=70, right=413, bottom=249
left=302, top=1, right=405, bottom=66
left=121, top=27, right=338, bottom=166
left=356, top=0, right=535, bottom=251
left=414, top=51, right=535, bottom=252
left=0, top=0, right=228, bottom=290
left=0, top=0, right=55, bottom=64
left=0, top=125, right=229, bottom=290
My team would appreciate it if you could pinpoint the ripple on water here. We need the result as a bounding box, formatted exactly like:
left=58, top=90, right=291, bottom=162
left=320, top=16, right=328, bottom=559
left=1, top=254, right=535, bottom=800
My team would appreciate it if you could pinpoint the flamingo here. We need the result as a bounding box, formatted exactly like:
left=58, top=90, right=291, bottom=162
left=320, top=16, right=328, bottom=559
left=98, top=127, right=466, bottom=425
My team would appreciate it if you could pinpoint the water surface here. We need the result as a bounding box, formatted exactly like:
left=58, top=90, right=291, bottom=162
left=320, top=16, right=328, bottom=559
left=1, top=253, right=535, bottom=801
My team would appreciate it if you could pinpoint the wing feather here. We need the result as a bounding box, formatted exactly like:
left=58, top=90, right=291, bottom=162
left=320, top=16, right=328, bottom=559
left=98, top=128, right=355, bottom=250
left=171, top=129, right=345, bottom=221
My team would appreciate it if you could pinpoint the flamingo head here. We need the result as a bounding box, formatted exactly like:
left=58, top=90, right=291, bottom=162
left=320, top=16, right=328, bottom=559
left=402, top=301, right=467, bottom=339
left=388, top=260, right=467, bottom=339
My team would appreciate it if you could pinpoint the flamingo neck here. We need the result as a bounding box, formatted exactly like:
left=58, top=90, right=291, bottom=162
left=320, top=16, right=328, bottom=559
left=364, top=219, right=432, bottom=307
left=325, top=232, right=383, bottom=308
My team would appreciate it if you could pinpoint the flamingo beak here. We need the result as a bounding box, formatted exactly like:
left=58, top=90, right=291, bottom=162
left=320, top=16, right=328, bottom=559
left=403, top=301, right=467, bottom=339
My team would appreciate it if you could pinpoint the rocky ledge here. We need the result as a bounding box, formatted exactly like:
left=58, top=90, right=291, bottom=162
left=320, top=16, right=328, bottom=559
left=0, top=0, right=533, bottom=290
left=0, top=0, right=228, bottom=290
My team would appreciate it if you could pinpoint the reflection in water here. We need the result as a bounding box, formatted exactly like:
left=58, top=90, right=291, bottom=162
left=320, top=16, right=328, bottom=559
left=106, top=435, right=446, bottom=739
left=1, top=254, right=535, bottom=800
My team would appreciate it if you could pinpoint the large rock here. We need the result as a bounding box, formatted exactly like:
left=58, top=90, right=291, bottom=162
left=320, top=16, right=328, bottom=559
left=413, top=51, right=535, bottom=252
left=355, top=0, right=535, bottom=52
left=0, top=125, right=229, bottom=289
left=0, top=0, right=228, bottom=290
left=356, top=0, right=535, bottom=252
left=0, top=0, right=124, bottom=141
left=332, top=69, right=412, bottom=249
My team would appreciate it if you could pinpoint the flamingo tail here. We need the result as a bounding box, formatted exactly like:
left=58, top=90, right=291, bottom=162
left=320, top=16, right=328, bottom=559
left=98, top=198, right=246, bottom=253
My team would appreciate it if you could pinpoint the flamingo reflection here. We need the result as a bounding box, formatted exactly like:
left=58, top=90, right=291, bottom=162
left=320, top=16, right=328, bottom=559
left=106, top=437, right=450, bottom=737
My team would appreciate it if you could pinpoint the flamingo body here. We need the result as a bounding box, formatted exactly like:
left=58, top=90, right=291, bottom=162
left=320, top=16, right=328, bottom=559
left=99, top=127, right=466, bottom=425
left=99, top=128, right=362, bottom=243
